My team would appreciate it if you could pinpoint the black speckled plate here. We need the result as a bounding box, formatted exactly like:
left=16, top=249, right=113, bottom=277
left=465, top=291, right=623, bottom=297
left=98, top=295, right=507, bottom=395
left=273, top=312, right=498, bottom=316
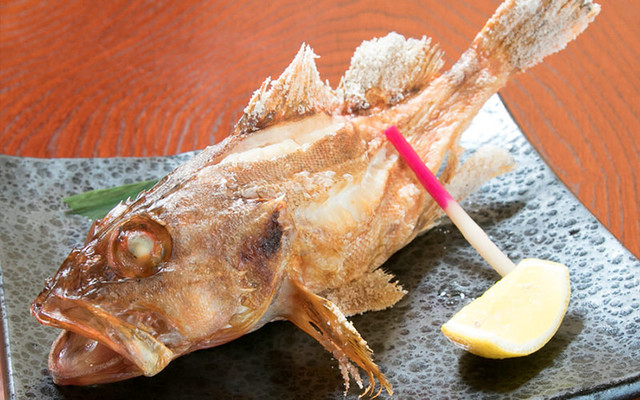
left=1, top=96, right=639, bottom=399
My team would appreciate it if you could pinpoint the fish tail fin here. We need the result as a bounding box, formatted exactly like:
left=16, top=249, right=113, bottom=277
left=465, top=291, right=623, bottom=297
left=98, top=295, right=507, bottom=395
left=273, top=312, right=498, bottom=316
left=473, top=0, right=600, bottom=74
left=284, top=279, right=392, bottom=398
left=401, top=0, right=599, bottom=170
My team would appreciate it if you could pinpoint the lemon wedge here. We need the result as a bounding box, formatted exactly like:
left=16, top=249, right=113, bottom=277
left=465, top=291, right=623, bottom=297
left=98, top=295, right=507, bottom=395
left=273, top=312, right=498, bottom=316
left=441, top=258, right=570, bottom=359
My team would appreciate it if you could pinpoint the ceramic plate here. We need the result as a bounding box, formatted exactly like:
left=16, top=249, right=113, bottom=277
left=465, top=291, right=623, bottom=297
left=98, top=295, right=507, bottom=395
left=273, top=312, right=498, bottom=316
left=1, top=95, right=638, bottom=399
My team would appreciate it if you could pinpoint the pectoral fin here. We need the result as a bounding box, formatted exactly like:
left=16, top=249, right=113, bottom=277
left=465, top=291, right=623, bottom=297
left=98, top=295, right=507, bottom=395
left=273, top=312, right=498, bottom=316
left=283, top=278, right=392, bottom=397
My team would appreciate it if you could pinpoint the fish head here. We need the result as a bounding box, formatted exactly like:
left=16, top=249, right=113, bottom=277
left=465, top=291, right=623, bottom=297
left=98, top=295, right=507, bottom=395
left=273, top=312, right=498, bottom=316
left=32, top=182, right=290, bottom=385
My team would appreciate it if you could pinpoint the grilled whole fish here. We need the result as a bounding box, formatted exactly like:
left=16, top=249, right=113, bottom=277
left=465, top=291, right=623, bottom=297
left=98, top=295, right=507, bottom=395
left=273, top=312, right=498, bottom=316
left=31, top=0, right=599, bottom=396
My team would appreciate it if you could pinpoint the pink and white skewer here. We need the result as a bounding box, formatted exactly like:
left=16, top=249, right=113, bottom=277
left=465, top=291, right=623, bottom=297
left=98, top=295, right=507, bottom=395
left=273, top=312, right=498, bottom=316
left=384, top=126, right=516, bottom=277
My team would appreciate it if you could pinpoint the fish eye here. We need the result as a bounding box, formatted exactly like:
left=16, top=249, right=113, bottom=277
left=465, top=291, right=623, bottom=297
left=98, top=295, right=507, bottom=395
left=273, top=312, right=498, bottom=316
left=107, top=216, right=172, bottom=278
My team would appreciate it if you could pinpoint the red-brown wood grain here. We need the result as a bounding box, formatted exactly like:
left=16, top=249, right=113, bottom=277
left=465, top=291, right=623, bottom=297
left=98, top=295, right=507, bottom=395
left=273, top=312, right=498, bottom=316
left=1, top=0, right=639, bottom=395
left=500, top=0, right=640, bottom=262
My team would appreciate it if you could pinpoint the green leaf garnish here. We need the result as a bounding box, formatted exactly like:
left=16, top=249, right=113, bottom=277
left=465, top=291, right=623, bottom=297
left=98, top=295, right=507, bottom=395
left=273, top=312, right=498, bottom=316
left=63, top=178, right=160, bottom=220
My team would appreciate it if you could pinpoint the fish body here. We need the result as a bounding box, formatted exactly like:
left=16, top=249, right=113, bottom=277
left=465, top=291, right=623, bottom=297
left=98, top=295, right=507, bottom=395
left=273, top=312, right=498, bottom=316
left=31, top=0, right=599, bottom=395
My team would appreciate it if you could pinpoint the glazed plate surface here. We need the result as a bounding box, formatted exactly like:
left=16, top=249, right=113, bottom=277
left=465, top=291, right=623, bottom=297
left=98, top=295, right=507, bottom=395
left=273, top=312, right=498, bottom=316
left=1, top=96, right=639, bottom=399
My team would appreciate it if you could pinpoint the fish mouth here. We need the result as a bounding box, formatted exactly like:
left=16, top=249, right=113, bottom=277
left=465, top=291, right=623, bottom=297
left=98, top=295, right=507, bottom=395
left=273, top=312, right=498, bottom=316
left=31, top=293, right=174, bottom=385
left=47, top=330, right=141, bottom=385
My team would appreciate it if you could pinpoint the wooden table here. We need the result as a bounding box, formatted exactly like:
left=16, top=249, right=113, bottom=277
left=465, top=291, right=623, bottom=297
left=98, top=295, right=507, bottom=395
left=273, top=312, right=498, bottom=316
left=0, top=0, right=638, bottom=397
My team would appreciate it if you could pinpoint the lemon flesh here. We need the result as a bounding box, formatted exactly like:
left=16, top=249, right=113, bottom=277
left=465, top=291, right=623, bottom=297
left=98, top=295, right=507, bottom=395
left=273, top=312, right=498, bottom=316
left=441, top=258, right=570, bottom=359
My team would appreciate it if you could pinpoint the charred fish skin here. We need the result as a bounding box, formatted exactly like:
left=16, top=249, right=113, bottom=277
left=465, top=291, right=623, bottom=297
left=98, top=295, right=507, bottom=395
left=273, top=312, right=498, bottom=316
left=31, top=0, right=599, bottom=396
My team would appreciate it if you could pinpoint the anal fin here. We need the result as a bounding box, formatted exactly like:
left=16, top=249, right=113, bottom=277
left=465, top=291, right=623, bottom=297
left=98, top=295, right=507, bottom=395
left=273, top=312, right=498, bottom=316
left=321, top=269, right=406, bottom=317
left=418, top=145, right=515, bottom=233
left=283, top=278, right=392, bottom=397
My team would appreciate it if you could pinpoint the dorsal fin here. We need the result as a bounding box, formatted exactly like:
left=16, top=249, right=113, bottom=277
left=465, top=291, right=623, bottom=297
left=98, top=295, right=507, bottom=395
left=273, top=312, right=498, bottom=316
left=338, top=32, right=444, bottom=113
left=233, top=44, right=338, bottom=136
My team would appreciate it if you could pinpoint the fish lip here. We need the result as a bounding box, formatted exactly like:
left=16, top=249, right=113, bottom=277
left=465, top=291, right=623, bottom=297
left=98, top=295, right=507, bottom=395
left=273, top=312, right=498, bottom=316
left=31, top=292, right=174, bottom=380
left=48, top=329, right=143, bottom=385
